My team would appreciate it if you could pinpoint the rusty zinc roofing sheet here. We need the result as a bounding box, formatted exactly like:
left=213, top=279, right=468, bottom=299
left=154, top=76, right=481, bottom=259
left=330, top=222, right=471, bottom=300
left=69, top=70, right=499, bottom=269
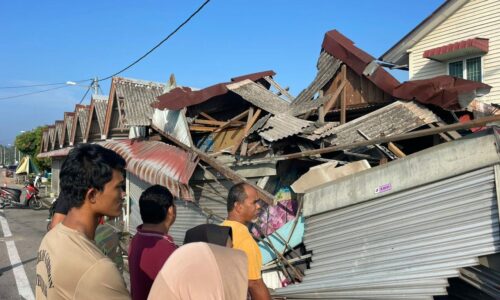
left=37, top=146, right=72, bottom=159
left=114, top=77, right=165, bottom=126
left=258, top=114, right=312, bottom=142
left=322, top=30, right=400, bottom=96
left=394, top=75, right=492, bottom=111
left=100, top=139, right=199, bottom=201
left=307, top=101, right=439, bottom=143
left=154, top=70, right=275, bottom=110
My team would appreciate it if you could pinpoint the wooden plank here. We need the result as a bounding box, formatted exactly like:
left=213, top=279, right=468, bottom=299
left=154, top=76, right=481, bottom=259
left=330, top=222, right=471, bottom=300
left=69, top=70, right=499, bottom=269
left=340, top=65, right=347, bottom=124
left=323, top=80, right=347, bottom=113
left=388, top=142, right=406, bottom=158
left=151, top=123, right=275, bottom=205
left=242, top=115, right=500, bottom=164
left=189, top=125, right=217, bottom=132
left=194, top=119, right=245, bottom=126
left=231, top=108, right=262, bottom=154
left=435, top=121, right=462, bottom=140
left=214, top=109, right=250, bottom=133
left=199, top=112, right=216, bottom=121
left=428, top=123, right=452, bottom=142
left=264, top=76, right=294, bottom=101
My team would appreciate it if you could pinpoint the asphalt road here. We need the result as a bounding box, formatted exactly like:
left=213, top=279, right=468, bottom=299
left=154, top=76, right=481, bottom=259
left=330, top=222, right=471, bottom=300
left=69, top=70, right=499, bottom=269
left=0, top=204, right=48, bottom=299
left=1, top=168, right=49, bottom=299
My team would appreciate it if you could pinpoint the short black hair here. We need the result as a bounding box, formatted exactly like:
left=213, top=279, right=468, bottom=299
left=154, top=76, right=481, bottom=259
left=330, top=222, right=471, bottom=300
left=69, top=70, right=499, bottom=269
left=60, top=143, right=126, bottom=209
left=139, top=185, right=174, bottom=224
left=227, top=183, right=248, bottom=213
left=183, top=224, right=233, bottom=247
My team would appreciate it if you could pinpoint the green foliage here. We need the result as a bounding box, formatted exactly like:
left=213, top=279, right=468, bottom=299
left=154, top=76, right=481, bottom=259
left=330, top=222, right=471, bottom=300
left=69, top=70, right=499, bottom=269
left=14, top=126, right=51, bottom=171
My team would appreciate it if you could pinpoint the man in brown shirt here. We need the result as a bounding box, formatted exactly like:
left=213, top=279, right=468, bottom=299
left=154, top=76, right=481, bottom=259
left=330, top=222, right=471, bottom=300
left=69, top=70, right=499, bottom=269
left=36, top=144, right=130, bottom=299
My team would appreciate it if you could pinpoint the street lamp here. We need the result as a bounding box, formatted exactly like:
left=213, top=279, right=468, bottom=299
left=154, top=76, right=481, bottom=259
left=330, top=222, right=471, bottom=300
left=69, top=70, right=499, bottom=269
left=66, top=77, right=101, bottom=95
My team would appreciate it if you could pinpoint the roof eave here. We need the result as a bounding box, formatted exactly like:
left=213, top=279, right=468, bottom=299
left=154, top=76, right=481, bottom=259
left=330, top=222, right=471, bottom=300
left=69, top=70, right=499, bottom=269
left=379, top=0, right=467, bottom=65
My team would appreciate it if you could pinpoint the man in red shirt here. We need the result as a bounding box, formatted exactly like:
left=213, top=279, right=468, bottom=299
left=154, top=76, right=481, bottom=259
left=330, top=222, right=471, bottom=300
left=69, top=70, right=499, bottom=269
left=128, top=185, right=177, bottom=300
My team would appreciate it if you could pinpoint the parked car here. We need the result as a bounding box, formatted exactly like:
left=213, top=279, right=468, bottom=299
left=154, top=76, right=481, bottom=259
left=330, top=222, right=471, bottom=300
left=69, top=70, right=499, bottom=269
left=5, top=165, right=18, bottom=177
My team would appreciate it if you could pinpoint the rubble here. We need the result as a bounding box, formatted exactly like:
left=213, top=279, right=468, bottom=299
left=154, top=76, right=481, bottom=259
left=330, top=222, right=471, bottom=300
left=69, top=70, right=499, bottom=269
left=36, top=28, right=500, bottom=298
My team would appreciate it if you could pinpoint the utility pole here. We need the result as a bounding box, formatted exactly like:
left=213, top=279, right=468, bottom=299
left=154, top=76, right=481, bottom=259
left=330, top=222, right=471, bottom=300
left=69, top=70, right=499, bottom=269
left=92, top=76, right=100, bottom=95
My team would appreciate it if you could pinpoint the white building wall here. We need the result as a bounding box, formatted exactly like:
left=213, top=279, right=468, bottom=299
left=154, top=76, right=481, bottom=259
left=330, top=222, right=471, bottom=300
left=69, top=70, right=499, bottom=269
left=409, top=0, right=500, bottom=103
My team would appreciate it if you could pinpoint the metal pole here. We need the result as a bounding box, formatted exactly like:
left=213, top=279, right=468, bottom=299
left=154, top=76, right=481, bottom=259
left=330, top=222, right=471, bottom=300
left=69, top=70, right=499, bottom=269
left=93, top=77, right=99, bottom=95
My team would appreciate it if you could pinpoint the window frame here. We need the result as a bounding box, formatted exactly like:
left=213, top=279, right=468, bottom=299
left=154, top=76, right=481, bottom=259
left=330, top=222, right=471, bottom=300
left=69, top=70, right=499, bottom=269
left=446, top=55, right=484, bottom=82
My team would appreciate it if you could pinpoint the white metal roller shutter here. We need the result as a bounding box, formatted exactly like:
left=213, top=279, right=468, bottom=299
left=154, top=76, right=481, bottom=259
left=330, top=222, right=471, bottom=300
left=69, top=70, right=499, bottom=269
left=275, top=166, right=499, bottom=299
left=127, top=172, right=220, bottom=244
left=128, top=172, right=152, bottom=235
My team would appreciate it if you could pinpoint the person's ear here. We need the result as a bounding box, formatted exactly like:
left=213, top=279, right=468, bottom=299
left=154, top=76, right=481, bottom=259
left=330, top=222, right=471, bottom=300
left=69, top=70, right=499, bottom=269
left=86, top=188, right=98, bottom=204
left=167, top=205, right=175, bottom=217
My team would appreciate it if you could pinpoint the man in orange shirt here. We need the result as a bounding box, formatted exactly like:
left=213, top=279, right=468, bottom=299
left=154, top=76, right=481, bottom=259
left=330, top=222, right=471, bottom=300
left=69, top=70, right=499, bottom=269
left=222, top=183, right=271, bottom=300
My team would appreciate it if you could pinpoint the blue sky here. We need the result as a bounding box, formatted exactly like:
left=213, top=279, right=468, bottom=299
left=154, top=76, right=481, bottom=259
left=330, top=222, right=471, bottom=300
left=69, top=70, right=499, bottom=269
left=0, top=0, right=443, bottom=145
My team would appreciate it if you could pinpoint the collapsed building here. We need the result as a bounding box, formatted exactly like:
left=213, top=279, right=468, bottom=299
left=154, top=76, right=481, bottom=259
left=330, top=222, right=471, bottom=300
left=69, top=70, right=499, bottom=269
left=37, top=29, right=500, bottom=298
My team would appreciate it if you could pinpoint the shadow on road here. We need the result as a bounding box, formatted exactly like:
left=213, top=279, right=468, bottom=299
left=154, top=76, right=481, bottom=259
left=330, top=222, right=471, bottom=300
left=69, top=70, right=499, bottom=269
left=0, top=256, right=37, bottom=276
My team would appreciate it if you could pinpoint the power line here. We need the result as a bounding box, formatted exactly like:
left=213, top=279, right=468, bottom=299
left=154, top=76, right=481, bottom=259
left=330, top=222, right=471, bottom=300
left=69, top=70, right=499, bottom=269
left=78, top=85, right=92, bottom=104
left=0, top=0, right=210, bottom=100
left=100, top=0, right=211, bottom=81
left=0, top=79, right=92, bottom=89
left=0, top=85, right=70, bottom=100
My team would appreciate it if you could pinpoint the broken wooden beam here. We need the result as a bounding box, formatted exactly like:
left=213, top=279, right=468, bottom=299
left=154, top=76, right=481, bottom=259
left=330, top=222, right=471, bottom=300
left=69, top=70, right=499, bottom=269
left=199, top=112, right=216, bottom=121
left=388, top=142, right=406, bottom=158
left=151, top=123, right=275, bottom=205
left=214, top=109, right=250, bottom=133
left=264, top=76, right=295, bottom=101
left=232, top=108, right=262, bottom=155
left=240, top=115, right=500, bottom=164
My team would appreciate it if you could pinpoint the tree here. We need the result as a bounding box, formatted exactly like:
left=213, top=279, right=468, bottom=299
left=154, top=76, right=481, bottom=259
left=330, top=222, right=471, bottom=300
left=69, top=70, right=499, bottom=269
left=14, top=126, right=51, bottom=171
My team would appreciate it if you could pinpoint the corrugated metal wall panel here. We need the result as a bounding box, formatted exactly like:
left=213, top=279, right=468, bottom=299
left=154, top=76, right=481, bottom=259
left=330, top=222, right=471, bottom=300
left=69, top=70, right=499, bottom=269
left=128, top=172, right=222, bottom=244
left=50, top=158, right=63, bottom=196
left=275, top=167, right=499, bottom=299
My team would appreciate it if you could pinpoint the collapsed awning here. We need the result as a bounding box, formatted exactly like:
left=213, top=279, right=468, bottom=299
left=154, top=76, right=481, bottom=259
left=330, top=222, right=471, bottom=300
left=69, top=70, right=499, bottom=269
left=100, top=139, right=199, bottom=201
left=393, top=75, right=491, bottom=110
left=423, top=38, right=489, bottom=62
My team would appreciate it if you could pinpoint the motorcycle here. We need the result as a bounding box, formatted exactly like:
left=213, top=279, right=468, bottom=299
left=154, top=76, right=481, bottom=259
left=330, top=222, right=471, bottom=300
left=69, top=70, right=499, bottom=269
left=0, top=181, right=43, bottom=210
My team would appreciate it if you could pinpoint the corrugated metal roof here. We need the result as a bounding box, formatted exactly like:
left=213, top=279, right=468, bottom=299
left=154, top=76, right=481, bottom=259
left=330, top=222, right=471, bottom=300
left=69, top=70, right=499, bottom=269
left=306, top=101, right=439, bottom=142
left=113, top=77, right=165, bottom=127
left=274, top=166, right=499, bottom=299
left=100, top=139, right=199, bottom=200
left=322, top=30, right=399, bottom=96
left=258, top=114, right=312, bottom=142
left=154, top=71, right=275, bottom=111
left=226, top=80, right=291, bottom=115
left=37, top=147, right=72, bottom=159
left=457, top=265, right=500, bottom=298
left=423, top=38, right=489, bottom=61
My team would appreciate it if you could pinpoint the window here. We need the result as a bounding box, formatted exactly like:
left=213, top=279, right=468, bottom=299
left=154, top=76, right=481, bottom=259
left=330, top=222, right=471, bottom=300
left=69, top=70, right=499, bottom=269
left=448, top=56, right=482, bottom=82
